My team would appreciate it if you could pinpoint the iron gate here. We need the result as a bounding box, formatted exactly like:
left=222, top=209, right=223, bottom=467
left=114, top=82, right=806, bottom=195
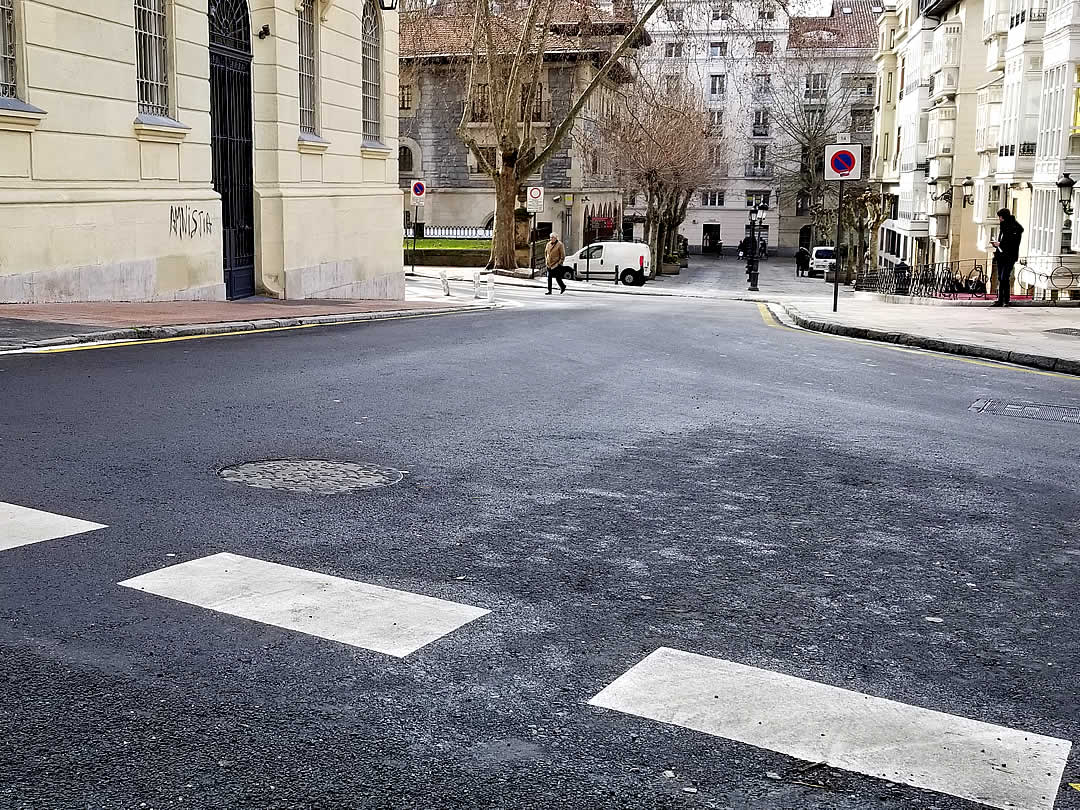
left=209, top=0, right=255, bottom=299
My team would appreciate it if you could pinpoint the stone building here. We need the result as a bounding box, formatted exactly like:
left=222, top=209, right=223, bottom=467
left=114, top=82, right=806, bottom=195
left=397, top=5, right=632, bottom=252
left=0, top=0, right=403, bottom=303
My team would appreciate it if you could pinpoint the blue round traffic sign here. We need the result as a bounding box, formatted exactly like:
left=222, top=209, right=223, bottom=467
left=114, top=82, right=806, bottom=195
left=412, top=180, right=426, bottom=197
left=830, top=150, right=856, bottom=176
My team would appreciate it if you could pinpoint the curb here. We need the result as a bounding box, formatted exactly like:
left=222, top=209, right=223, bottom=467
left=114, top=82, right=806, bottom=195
left=1, top=305, right=494, bottom=353
left=778, top=303, right=1080, bottom=377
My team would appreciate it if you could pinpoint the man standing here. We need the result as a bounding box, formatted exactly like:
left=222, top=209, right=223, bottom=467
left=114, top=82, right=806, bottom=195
left=545, top=234, right=567, bottom=295
left=991, top=208, right=1024, bottom=307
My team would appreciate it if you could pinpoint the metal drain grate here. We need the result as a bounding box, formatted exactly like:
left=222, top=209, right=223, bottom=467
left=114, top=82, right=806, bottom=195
left=220, top=460, right=404, bottom=494
left=1046, top=328, right=1080, bottom=338
left=970, top=399, right=1080, bottom=424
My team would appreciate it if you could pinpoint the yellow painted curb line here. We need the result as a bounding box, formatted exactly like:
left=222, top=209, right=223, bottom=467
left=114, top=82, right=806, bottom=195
left=756, top=303, right=1079, bottom=381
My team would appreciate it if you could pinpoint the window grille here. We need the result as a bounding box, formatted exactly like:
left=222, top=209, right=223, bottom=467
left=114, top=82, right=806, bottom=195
left=362, top=0, right=381, bottom=141
left=399, top=83, right=413, bottom=111
left=135, top=0, right=169, bottom=116
left=298, top=0, right=317, bottom=134
left=0, top=0, right=16, bottom=99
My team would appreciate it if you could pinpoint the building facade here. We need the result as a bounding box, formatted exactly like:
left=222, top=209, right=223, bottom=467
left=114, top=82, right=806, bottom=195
left=0, top=0, right=403, bottom=303
left=870, top=0, right=1080, bottom=299
left=398, top=8, right=630, bottom=254
left=629, top=0, right=875, bottom=256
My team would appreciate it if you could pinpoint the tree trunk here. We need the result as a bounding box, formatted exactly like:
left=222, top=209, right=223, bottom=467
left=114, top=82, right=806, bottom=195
left=490, top=167, right=520, bottom=271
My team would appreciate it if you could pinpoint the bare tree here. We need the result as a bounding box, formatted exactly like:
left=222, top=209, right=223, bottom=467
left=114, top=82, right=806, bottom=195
left=402, top=0, right=666, bottom=271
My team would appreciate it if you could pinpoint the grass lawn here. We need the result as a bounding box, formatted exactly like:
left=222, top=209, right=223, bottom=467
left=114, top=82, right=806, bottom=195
left=404, top=238, right=491, bottom=250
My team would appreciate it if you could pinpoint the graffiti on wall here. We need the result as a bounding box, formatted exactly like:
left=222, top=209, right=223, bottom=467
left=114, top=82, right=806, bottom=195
left=169, top=206, right=214, bottom=239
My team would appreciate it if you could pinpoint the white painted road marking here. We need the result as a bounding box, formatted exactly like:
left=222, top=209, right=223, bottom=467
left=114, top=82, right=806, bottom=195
left=0, top=501, right=106, bottom=552
left=590, top=647, right=1071, bottom=810
left=119, top=552, right=489, bottom=657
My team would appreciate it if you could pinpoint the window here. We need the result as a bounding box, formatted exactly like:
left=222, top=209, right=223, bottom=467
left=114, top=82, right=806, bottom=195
left=135, top=0, right=170, bottom=117
left=886, top=71, right=893, bottom=102
left=805, top=73, right=827, bottom=99
left=399, top=83, right=413, bottom=111
left=752, top=145, right=768, bottom=167
left=759, top=3, right=775, bottom=19
left=471, top=146, right=497, bottom=174
left=708, top=41, right=727, bottom=58
left=710, top=143, right=725, bottom=167
left=298, top=0, right=318, bottom=133
left=755, top=40, right=774, bottom=55
left=852, top=109, right=873, bottom=132
left=746, top=190, right=770, bottom=207
left=361, top=0, right=381, bottom=141
left=701, top=190, right=724, bottom=206
left=591, top=151, right=599, bottom=173
left=664, top=42, right=684, bottom=58
left=665, top=5, right=684, bottom=22
left=471, top=83, right=490, bottom=122
left=846, top=73, right=875, bottom=97
left=664, top=75, right=681, bottom=94
left=1, top=0, right=16, bottom=99
left=399, top=145, right=414, bottom=173
left=753, top=108, right=768, bottom=135
left=806, top=107, right=824, bottom=128
left=708, top=109, right=723, bottom=132
left=754, top=73, right=771, bottom=92
left=710, top=74, right=726, bottom=95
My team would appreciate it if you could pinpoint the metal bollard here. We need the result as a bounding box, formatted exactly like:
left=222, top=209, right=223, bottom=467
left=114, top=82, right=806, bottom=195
left=473, top=270, right=482, bottom=299
left=439, top=269, right=450, bottom=296
left=487, top=273, right=496, bottom=303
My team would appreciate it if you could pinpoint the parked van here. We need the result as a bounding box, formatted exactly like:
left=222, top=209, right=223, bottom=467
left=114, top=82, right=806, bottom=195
left=809, top=246, right=836, bottom=277
left=568, top=242, right=653, bottom=286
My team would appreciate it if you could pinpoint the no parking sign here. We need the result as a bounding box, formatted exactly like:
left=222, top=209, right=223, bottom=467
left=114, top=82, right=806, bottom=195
left=825, top=145, right=861, bottom=181
left=411, top=180, right=427, bottom=205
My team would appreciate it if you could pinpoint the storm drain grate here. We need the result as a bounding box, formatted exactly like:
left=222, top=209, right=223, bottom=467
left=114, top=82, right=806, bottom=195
left=219, top=460, right=404, bottom=494
left=969, top=399, right=1080, bottom=424
left=1046, top=328, right=1080, bottom=338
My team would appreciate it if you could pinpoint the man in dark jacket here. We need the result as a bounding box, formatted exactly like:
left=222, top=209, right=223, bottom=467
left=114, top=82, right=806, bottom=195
left=991, top=208, right=1024, bottom=307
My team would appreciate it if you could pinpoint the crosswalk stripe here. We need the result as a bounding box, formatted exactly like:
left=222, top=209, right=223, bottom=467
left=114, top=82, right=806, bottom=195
left=589, top=647, right=1071, bottom=810
left=118, top=552, right=490, bottom=657
left=0, top=501, right=107, bottom=552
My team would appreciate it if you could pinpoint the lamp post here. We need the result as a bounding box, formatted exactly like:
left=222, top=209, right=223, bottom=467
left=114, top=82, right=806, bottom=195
left=961, top=176, right=975, bottom=208
left=746, top=203, right=768, bottom=291
left=1057, top=172, right=1075, bottom=216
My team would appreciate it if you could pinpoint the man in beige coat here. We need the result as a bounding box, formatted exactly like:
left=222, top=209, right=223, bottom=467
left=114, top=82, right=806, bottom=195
left=544, top=234, right=567, bottom=295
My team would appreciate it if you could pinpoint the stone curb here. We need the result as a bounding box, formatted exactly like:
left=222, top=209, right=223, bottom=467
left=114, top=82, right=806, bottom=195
left=779, top=303, right=1080, bottom=377
left=1, top=305, right=493, bottom=352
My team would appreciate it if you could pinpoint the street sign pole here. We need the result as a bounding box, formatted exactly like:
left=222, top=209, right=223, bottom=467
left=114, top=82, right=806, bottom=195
left=412, top=204, right=418, bottom=276
left=834, top=180, right=843, bottom=313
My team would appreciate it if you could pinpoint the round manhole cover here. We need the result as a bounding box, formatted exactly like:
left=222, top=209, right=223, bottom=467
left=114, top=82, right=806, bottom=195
left=219, top=460, right=404, bottom=494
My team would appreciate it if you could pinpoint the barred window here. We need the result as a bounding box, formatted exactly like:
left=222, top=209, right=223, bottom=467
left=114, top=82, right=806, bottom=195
left=135, top=0, right=169, bottom=116
left=399, top=83, right=413, bottom=111
left=362, top=0, right=381, bottom=141
left=1, top=0, right=16, bottom=99
left=298, top=0, right=318, bottom=134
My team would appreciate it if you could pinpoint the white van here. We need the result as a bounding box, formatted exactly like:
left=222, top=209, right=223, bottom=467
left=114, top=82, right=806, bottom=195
left=567, top=242, right=653, bottom=286
left=809, top=246, right=836, bottom=277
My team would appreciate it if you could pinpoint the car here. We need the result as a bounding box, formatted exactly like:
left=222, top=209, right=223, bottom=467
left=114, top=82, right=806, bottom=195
left=809, top=246, right=836, bottom=277
left=568, top=242, right=653, bottom=286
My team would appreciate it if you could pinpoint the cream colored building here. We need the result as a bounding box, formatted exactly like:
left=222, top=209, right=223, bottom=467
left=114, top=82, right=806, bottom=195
left=0, top=0, right=403, bottom=303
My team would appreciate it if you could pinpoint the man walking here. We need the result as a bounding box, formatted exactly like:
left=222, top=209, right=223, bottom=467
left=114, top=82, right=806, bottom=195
left=545, top=234, right=567, bottom=295
left=990, top=208, right=1024, bottom=307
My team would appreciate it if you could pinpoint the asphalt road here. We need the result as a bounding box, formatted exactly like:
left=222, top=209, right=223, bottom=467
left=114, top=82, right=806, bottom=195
left=1, top=291, right=1077, bottom=810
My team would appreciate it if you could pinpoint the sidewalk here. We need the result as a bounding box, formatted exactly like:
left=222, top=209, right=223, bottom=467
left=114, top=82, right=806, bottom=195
left=779, top=298, right=1080, bottom=375
left=0, top=298, right=490, bottom=352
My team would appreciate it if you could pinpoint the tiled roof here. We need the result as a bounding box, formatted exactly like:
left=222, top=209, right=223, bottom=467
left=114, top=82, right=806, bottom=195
left=788, top=0, right=878, bottom=50
left=401, top=0, right=639, bottom=59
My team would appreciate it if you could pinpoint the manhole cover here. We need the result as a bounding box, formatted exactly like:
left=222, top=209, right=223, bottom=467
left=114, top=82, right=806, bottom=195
left=219, top=460, right=404, bottom=494
left=969, top=399, right=1080, bottom=424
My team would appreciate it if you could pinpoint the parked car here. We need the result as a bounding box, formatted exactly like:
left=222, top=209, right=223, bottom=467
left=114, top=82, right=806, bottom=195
left=809, top=246, right=836, bottom=277
left=569, top=242, right=653, bottom=286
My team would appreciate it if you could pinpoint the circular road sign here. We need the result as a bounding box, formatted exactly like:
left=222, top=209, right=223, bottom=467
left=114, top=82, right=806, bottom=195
left=528, top=187, right=543, bottom=200
left=830, top=150, right=856, bottom=177
left=411, top=180, right=426, bottom=197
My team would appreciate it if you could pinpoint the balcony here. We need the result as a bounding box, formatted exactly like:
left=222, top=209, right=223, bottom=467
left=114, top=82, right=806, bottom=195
left=996, top=141, right=1036, bottom=179
left=751, top=124, right=770, bottom=137
left=931, top=67, right=959, bottom=101
left=928, top=213, right=951, bottom=238
left=982, top=12, right=1008, bottom=38
left=928, top=136, right=955, bottom=158
left=929, top=156, right=953, bottom=180
left=744, top=163, right=774, bottom=178
left=1007, top=4, right=1047, bottom=48
left=976, top=124, right=1000, bottom=153
left=900, top=143, right=929, bottom=174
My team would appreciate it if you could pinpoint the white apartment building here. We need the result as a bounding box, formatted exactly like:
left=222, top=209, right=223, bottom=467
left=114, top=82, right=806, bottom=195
left=872, top=0, right=1080, bottom=299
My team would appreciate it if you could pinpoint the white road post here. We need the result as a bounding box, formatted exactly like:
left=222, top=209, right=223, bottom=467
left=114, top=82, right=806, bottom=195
left=487, top=273, right=496, bottom=303
left=473, top=270, right=482, bottom=298
left=439, top=269, right=450, bottom=297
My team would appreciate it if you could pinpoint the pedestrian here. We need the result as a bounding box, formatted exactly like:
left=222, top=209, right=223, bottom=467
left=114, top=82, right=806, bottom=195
left=795, top=246, right=811, bottom=277
left=738, top=236, right=752, bottom=259
left=990, top=208, right=1024, bottom=307
left=544, top=234, right=567, bottom=295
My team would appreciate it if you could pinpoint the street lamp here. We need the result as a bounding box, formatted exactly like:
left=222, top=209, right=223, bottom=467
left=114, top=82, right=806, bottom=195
left=746, top=203, right=769, bottom=292
left=1057, top=172, right=1075, bottom=216
left=961, top=176, right=975, bottom=208
left=927, top=177, right=954, bottom=205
